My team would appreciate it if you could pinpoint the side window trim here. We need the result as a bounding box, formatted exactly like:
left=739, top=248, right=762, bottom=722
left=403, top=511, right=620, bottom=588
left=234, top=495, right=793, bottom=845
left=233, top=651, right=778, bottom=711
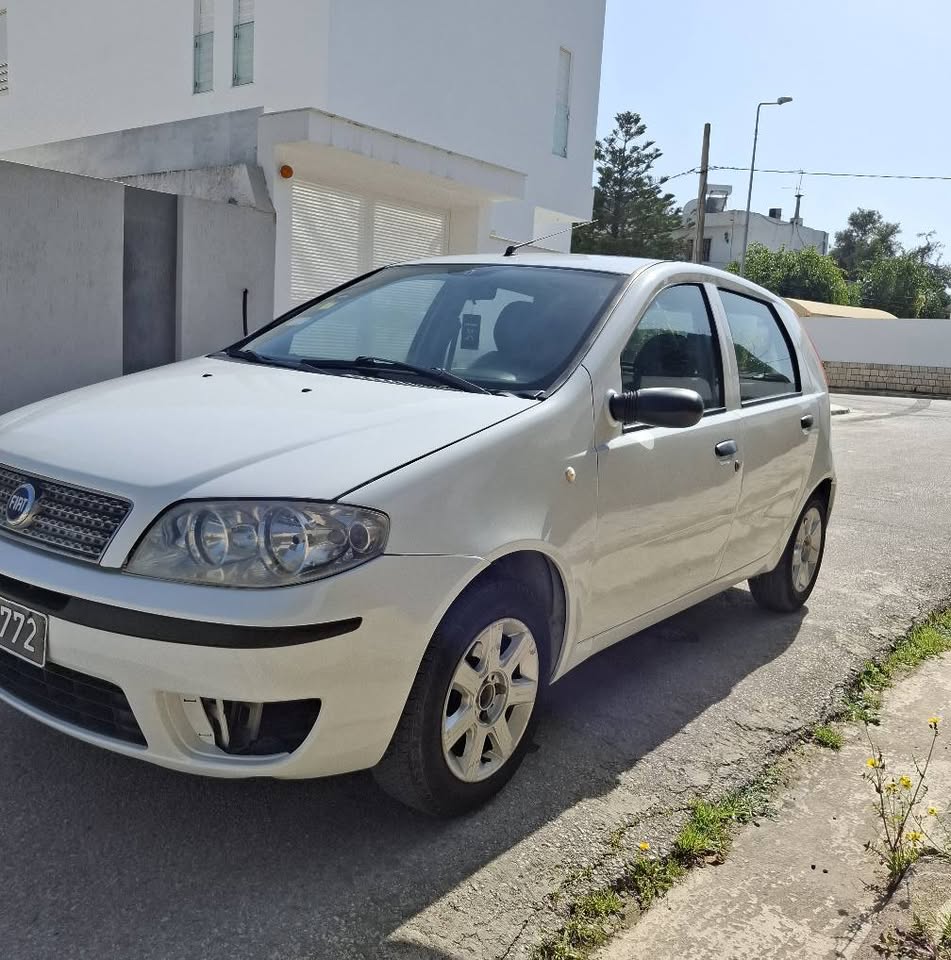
left=716, top=287, right=801, bottom=406
left=618, top=281, right=726, bottom=430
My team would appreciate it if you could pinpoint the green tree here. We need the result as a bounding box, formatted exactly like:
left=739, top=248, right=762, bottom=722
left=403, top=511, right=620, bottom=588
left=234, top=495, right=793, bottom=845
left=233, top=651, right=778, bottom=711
left=831, top=208, right=901, bottom=282
left=860, top=255, right=938, bottom=317
left=906, top=232, right=951, bottom=317
left=572, top=111, right=683, bottom=259
left=727, top=243, right=855, bottom=305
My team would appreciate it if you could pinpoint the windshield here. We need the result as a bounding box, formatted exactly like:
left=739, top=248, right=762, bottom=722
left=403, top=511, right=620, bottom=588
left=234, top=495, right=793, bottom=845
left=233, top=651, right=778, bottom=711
left=240, top=264, right=625, bottom=394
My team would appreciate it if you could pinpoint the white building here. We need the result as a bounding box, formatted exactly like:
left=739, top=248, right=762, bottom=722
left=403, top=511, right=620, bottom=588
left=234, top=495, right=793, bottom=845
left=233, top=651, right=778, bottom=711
left=674, top=185, right=829, bottom=271
left=0, top=1, right=605, bottom=313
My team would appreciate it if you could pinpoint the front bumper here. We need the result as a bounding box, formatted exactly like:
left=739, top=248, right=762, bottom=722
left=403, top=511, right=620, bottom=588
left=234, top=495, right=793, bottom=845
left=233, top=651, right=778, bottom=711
left=0, top=539, right=482, bottom=778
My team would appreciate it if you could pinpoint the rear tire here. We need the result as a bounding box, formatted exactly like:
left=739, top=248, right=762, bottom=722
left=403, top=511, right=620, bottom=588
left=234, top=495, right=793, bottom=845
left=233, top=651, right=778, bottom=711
left=749, top=496, right=827, bottom=613
left=373, top=579, right=550, bottom=817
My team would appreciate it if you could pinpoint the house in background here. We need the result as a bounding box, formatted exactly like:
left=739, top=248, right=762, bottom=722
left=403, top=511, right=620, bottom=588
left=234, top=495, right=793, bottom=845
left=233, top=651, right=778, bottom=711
left=673, top=184, right=829, bottom=270
left=0, top=0, right=605, bottom=314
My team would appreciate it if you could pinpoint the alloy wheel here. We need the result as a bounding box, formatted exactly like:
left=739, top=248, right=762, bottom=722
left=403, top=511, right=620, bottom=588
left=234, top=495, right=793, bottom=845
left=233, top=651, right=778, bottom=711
left=792, top=506, right=823, bottom=593
left=441, top=618, right=540, bottom=783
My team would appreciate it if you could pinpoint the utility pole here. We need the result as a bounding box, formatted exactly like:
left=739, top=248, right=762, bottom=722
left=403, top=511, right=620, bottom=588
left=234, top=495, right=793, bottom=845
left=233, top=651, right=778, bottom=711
left=692, top=123, right=710, bottom=264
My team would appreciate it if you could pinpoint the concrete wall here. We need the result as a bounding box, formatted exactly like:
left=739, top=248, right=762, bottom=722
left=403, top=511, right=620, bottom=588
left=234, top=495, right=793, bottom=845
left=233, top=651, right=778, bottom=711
left=801, top=316, right=951, bottom=399
left=801, top=316, right=951, bottom=366
left=0, top=161, right=124, bottom=411
left=2, top=109, right=261, bottom=181
left=123, top=188, right=178, bottom=374
left=822, top=362, right=951, bottom=399
left=177, top=196, right=276, bottom=358
left=0, top=161, right=276, bottom=413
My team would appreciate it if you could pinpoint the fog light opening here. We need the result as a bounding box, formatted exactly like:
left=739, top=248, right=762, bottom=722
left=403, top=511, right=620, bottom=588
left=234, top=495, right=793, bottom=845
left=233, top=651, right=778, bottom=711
left=198, top=697, right=321, bottom=756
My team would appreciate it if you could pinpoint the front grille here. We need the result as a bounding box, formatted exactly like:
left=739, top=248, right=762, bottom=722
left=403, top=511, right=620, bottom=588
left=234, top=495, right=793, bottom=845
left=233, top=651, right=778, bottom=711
left=0, top=654, right=146, bottom=746
left=0, top=465, right=132, bottom=563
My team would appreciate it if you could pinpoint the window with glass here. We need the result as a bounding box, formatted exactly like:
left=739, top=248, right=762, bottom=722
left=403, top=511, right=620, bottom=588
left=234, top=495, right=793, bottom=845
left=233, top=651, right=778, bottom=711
left=238, top=264, right=624, bottom=396
left=552, top=48, right=571, bottom=157
left=233, top=0, right=254, bottom=86
left=0, top=9, right=8, bottom=96
left=193, top=0, right=214, bottom=93
left=620, top=284, right=724, bottom=411
left=718, top=289, right=799, bottom=402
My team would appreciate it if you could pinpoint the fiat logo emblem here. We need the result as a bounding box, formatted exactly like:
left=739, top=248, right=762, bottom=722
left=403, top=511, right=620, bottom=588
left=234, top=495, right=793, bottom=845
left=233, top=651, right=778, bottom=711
left=6, top=483, right=39, bottom=528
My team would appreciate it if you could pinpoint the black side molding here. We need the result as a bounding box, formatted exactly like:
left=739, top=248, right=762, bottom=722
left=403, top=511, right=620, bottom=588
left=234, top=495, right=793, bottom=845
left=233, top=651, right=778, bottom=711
left=0, top=573, right=361, bottom=649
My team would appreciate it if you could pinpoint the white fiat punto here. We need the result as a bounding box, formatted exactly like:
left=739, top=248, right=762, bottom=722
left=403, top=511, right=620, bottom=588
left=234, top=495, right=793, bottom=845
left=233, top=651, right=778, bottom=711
left=0, top=254, right=834, bottom=815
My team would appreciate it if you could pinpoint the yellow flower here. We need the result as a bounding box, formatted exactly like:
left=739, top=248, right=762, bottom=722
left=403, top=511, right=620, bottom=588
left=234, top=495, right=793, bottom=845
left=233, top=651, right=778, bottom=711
left=928, top=807, right=939, bottom=817
left=638, top=842, right=650, bottom=851
left=866, top=757, right=881, bottom=768
left=928, top=716, right=941, bottom=730
left=907, top=831, right=923, bottom=844
left=885, top=781, right=898, bottom=793
left=899, top=775, right=913, bottom=790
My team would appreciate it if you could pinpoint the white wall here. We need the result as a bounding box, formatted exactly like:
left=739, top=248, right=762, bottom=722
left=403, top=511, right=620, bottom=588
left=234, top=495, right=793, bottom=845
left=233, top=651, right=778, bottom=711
left=802, top=317, right=951, bottom=367
left=677, top=211, right=829, bottom=269
left=326, top=0, right=604, bottom=219
left=0, top=1, right=602, bottom=220
left=0, top=0, right=330, bottom=152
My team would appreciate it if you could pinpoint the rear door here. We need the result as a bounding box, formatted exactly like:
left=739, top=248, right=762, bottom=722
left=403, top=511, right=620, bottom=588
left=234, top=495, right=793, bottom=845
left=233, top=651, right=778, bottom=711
left=713, top=288, right=820, bottom=575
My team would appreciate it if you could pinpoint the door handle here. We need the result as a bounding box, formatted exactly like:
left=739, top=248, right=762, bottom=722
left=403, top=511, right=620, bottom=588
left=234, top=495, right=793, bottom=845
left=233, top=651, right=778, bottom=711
left=801, top=414, right=815, bottom=430
left=714, top=439, right=737, bottom=458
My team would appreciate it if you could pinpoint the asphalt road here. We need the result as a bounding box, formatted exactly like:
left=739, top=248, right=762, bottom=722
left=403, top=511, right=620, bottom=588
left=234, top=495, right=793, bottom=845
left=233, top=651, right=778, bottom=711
left=2, top=393, right=950, bottom=960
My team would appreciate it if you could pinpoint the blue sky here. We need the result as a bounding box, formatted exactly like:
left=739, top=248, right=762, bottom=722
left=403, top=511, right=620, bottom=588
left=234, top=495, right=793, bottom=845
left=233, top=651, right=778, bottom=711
left=597, top=0, right=951, bottom=254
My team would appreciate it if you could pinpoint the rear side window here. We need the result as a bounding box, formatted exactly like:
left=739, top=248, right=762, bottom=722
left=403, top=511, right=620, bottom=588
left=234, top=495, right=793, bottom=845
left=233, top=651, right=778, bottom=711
left=718, top=290, right=799, bottom=403
left=621, top=284, right=724, bottom=410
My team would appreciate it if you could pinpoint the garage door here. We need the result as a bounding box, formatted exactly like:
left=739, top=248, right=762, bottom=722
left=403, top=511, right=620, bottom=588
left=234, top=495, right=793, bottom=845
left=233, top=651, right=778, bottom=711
left=290, top=180, right=449, bottom=304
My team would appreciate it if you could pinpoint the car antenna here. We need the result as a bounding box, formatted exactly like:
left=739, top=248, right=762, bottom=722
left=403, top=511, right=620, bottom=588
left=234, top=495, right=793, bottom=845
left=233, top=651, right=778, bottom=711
left=503, top=219, right=598, bottom=257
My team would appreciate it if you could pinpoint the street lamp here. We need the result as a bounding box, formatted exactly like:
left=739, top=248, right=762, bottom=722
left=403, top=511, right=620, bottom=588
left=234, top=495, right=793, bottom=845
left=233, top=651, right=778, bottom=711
left=739, top=97, right=793, bottom=275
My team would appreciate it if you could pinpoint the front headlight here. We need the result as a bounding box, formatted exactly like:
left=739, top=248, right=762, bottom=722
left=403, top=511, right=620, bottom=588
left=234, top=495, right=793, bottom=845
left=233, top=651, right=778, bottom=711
left=126, top=500, right=389, bottom=588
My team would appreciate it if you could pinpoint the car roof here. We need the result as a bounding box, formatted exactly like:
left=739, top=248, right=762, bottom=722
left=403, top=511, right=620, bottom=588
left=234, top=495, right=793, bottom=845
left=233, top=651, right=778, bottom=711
left=397, top=252, right=659, bottom=275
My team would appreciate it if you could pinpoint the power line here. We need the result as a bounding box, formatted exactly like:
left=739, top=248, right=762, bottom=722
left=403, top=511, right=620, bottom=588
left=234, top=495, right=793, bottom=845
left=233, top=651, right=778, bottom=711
left=709, top=164, right=951, bottom=182
left=658, top=167, right=699, bottom=183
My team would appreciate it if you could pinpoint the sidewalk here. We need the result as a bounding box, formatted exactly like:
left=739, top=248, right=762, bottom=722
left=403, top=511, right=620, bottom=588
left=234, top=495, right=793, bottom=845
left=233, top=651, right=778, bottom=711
left=595, top=655, right=951, bottom=960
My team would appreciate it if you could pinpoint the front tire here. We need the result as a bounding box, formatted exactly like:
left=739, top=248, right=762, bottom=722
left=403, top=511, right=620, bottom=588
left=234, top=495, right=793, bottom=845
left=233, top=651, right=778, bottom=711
left=373, top=579, right=550, bottom=816
left=749, top=496, right=827, bottom=612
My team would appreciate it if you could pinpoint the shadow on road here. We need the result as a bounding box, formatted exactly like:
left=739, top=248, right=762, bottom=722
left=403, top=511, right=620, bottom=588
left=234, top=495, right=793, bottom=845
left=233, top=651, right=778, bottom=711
left=0, top=588, right=805, bottom=960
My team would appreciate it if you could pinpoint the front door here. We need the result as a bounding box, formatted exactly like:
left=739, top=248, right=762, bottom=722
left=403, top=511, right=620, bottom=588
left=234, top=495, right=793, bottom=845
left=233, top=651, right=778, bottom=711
left=586, top=283, right=743, bottom=639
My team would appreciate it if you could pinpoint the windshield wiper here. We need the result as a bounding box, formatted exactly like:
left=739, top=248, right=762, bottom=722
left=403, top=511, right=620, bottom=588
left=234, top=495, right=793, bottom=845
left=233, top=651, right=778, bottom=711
left=220, top=347, right=311, bottom=372
left=297, top=356, right=491, bottom=394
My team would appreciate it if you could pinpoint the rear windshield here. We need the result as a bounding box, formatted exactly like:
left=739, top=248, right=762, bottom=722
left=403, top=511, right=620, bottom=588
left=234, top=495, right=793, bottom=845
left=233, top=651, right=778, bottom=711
left=245, top=264, right=625, bottom=394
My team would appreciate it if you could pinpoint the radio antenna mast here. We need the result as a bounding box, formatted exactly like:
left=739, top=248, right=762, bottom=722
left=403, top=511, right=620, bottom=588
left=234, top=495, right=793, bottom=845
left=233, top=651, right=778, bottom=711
left=503, top=219, right=598, bottom=257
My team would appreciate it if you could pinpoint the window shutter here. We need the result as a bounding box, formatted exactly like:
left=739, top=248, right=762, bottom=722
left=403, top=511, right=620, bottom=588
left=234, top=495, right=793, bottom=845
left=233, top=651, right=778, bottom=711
left=291, top=180, right=450, bottom=307
left=291, top=182, right=365, bottom=303
left=0, top=10, right=8, bottom=96
left=372, top=202, right=448, bottom=269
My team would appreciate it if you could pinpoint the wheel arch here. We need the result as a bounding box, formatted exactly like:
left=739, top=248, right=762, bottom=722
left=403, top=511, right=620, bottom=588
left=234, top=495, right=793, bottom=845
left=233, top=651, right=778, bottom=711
left=439, top=549, right=570, bottom=680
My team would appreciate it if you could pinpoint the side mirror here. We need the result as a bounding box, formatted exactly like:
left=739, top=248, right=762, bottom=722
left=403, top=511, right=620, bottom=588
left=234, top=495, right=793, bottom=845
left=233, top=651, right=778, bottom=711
left=609, top=387, right=705, bottom=429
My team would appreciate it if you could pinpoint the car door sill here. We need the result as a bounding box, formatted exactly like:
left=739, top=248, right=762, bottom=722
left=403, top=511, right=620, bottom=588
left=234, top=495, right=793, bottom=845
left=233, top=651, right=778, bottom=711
left=557, top=555, right=772, bottom=678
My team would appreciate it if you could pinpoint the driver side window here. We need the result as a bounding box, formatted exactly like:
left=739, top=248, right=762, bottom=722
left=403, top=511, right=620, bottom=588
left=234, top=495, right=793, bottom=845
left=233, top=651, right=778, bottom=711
left=620, top=284, right=724, bottom=411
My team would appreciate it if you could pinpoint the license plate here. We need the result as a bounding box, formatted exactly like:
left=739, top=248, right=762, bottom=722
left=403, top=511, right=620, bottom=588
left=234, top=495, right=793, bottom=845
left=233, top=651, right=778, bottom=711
left=0, top=596, right=47, bottom=667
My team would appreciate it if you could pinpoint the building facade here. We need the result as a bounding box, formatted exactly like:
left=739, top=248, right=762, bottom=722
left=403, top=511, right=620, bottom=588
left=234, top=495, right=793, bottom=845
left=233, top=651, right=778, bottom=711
left=0, top=1, right=605, bottom=313
left=674, top=186, right=829, bottom=271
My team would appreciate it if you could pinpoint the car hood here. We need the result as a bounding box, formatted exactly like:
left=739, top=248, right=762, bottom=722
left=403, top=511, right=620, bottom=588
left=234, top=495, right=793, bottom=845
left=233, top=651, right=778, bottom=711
left=0, top=358, right=532, bottom=505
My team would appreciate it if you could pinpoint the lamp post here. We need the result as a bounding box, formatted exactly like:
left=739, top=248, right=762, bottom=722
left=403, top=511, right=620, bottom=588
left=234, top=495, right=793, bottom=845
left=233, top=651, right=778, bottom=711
left=739, top=96, right=793, bottom=275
